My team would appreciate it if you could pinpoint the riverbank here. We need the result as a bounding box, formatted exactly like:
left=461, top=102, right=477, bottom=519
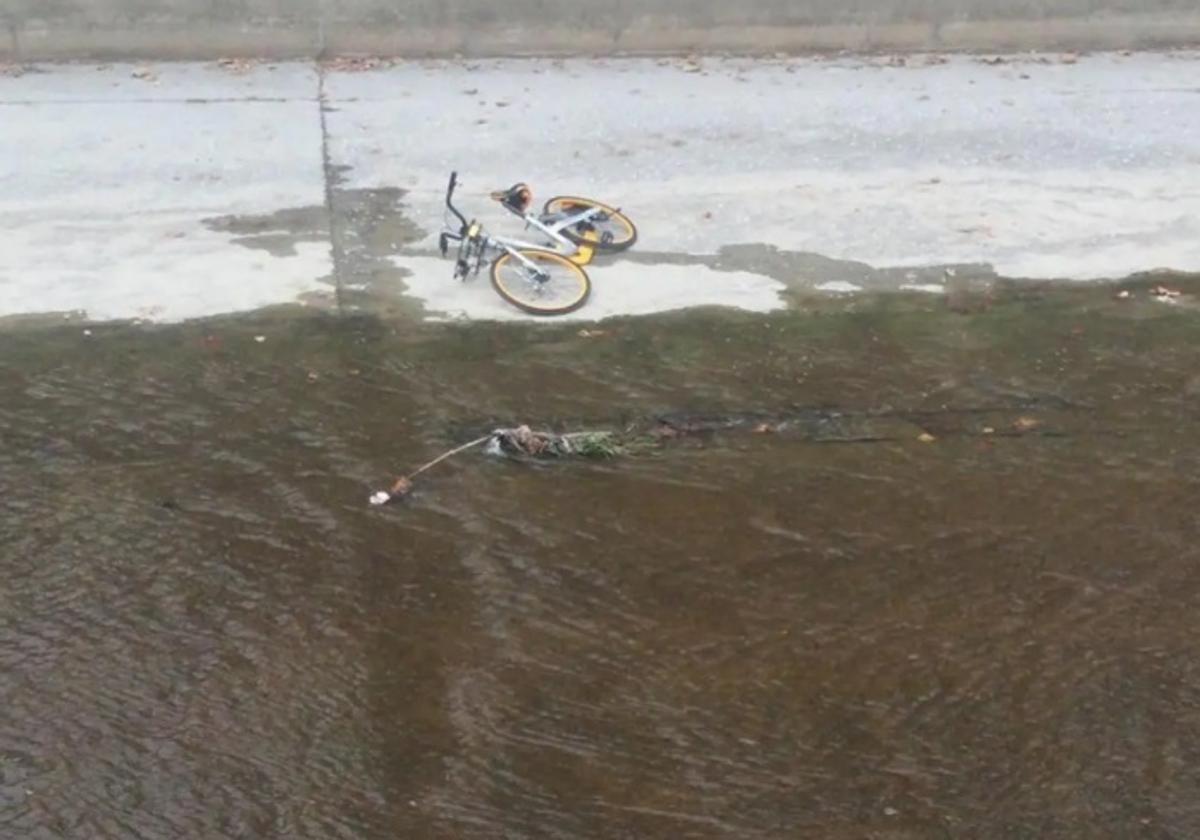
left=3, top=51, right=1199, bottom=327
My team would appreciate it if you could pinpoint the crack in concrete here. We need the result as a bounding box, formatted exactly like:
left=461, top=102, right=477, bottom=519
left=0, top=97, right=304, bottom=106
left=316, top=65, right=343, bottom=314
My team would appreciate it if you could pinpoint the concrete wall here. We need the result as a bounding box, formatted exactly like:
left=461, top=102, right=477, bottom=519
left=2, top=0, right=1199, bottom=60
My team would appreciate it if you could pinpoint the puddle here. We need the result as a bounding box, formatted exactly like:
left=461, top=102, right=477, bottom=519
left=393, top=255, right=786, bottom=322
left=204, top=206, right=328, bottom=257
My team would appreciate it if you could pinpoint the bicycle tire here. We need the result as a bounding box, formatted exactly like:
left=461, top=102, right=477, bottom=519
left=543, top=196, right=637, bottom=253
left=490, top=249, right=592, bottom=316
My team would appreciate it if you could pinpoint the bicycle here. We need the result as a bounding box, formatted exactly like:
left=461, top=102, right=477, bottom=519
left=437, top=171, right=637, bottom=316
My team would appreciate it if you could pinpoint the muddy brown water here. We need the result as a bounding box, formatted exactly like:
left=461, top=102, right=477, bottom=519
left=3, top=279, right=1200, bottom=838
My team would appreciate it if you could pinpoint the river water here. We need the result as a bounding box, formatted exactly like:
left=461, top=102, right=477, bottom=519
left=3, top=278, right=1200, bottom=838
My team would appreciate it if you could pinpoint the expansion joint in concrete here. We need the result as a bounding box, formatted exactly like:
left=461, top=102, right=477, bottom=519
left=316, top=66, right=345, bottom=314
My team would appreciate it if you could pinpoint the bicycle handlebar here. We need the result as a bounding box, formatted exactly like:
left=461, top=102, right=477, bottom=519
left=445, top=171, right=468, bottom=232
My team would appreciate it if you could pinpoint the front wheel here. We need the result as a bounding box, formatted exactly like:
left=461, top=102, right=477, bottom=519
left=490, top=249, right=592, bottom=316
left=543, top=196, right=637, bottom=253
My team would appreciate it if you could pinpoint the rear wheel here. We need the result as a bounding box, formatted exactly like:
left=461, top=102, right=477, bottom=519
left=543, top=196, right=637, bottom=252
left=490, top=249, right=591, bottom=316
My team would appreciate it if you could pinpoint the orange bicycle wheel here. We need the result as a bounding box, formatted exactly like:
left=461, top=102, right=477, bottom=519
left=543, top=196, right=637, bottom=252
left=490, top=249, right=592, bottom=316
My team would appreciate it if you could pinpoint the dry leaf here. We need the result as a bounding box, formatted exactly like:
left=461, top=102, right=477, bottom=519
left=917, top=432, right=936, bottom=443
left=323, top=56, right=389, bottom=73
left=1013, top=417, right=1040, bottom=432
left=217, top=57, right=256, bottom=74
left=753, top=423, right=774, bottom=434
left=389, top=477, right=413, bottom=497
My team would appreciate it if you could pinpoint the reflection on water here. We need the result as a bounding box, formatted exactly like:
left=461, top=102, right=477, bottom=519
left=3, top=280, right=1200, bottom=838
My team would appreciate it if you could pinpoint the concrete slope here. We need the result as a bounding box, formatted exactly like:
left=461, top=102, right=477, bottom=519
left=2, top=53, right=1198, bottom=324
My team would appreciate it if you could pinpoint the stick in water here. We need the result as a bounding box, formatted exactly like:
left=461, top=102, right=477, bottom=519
left=369, top=434, right=492, bottom=506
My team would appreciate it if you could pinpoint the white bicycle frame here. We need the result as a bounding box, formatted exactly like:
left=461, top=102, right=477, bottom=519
left=497, top=203, right=605, bottom=252
left=480, top=205, right=605, bottom=276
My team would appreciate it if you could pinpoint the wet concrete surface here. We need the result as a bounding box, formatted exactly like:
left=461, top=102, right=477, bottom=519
left=203, top=206, right=330, bottom=259
left=204, top=185, right=427, bottom=317
left=4, top=275, right=1200, bottom=838
left=4, top=53, right=1200, bottom=324
left=329, top=52, right=1200, bottom=293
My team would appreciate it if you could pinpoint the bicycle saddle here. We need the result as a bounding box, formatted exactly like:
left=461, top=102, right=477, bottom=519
left=489, top=182, right=532, bottom=213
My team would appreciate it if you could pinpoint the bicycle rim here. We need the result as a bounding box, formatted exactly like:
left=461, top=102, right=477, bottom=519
left=543, top=197, right=637, bottom=251
left=490, top=250, right=591, bottom=315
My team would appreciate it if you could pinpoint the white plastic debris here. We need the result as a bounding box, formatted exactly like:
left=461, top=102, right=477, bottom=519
left=815, top=281, right=862, bottom=294
left=369, top=491, right=391, bottom=506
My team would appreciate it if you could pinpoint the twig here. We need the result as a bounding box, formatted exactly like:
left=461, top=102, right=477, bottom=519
left=369, top=434, right=490, bottom=506
left=408, top=434, right=492, bottom=478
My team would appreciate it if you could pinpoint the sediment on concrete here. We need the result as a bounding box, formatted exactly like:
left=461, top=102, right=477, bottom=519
left=2, top=2, right=1199, bottom=60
